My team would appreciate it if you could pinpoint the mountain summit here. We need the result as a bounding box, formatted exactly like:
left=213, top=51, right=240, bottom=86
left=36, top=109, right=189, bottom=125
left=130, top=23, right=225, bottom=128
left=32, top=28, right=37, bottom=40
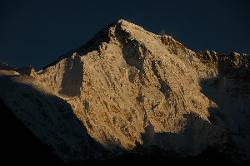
left=0, top=19, right=250, bottom=163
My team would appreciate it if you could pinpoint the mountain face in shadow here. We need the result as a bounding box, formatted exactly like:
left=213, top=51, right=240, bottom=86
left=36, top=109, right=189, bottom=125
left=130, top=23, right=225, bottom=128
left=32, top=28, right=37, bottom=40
left=0, top=98, right=65, bottom=165
left=0, top=20, right=250, bottom=164
left=0, top=76, right=109, bottom=164
left=59, top=54, right=84, bottom=97
left=199, top=51, right=250, bottom=161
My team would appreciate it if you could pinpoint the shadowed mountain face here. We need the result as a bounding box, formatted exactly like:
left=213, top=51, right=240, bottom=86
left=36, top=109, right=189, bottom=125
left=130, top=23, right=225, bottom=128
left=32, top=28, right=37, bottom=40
left=59, top=54, right=84, bottom=97
left=0, top=98, right=65, bottom=165
left=199, top=52, right=250, bottom=160
left=0, top=20, right=250, bottom=164
left=0, top=76, right=109, bottom=163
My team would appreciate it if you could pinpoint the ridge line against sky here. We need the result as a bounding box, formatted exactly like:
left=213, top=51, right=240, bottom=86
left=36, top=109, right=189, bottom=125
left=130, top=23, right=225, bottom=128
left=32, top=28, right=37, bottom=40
left=0, top=0, right=250, bottom=69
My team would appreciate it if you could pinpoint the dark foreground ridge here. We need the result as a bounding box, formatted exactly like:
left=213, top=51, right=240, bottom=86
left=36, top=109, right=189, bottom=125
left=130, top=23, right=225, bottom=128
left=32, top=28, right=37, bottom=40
left=0, top=99, right=64, bottom=165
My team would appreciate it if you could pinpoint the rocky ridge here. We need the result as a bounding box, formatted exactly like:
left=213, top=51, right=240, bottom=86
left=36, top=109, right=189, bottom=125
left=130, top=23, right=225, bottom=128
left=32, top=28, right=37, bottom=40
left=0, top=19, right=249, bottom=163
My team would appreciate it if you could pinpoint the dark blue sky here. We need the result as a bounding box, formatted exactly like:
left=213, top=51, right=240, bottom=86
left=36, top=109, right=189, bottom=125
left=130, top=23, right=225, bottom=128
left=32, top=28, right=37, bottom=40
left=0, top=0, right=250, bottom=69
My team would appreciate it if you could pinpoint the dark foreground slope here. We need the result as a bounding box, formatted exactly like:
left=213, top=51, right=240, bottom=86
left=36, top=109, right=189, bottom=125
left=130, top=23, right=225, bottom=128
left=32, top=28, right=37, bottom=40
left=0, top=99, right=64, bottom=165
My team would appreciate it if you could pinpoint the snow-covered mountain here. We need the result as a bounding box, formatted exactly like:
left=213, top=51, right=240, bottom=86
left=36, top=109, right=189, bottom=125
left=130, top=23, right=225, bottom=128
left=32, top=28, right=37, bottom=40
left=0, top=19, right=250, bottom=164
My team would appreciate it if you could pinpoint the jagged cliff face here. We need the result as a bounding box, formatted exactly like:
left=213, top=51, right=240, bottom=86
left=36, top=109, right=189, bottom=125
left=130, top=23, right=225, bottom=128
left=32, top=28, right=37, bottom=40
left=0, top=20, right=250, bottom=162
